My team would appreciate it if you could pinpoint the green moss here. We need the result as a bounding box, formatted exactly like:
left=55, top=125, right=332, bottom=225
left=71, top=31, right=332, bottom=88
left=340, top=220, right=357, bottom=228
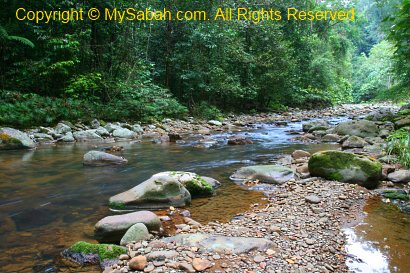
left=382, top=190, right=409, bottom=201
left=184, top=175, right=213, bottom=197
left=69, top=241, right=126, bottom=261
left=109, top=201, right=126, bottom=210
left=398, top=109, right=410, bottom=117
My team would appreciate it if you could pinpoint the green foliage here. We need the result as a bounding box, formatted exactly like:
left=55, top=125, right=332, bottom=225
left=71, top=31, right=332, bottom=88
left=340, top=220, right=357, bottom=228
left=69, top=241, right=126, bottom=261
left=192, top=102, right=224, bottom=120
left=386, top=128, right=410, bottom=167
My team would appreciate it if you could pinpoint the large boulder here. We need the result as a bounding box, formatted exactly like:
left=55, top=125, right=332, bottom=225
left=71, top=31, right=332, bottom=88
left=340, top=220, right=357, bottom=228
left=230, top=165, right=294, bottom=184
left=365, top=108, right=396, bottom=122
left=333, top=120, right=379, bottom=138
left=109, top=172, right=193, bottom=210
left=73, top=130, right=103, bottom=141
left=308, top=150, right=382, bottom=189
left=342, top=136, right=368, bottom=149
left=162, top=234, right=275, bottom=254
left=0, top=128, right=36, bottom=150
left=94, top=211, right=161, bottom=243
left=55, top=122, right=72, bottom=135
left=83, top=151, right=128, bottom=167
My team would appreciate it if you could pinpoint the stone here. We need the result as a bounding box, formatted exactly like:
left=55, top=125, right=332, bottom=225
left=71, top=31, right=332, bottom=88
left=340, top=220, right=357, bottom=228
left=83, top=151, right=128, bottom=167
left=131, top=124, right=144, bottom=133
left=109, top=172, right=192, bottom=210
left=96, top=127, right=110, bottom=137
left=55, top=123, right=72, bottom=134
left=333, top=120, right=379, bottom=138
left=292, top=150, right=311, bottom=160
left=113, top=128, right=136, bottom=139
left=0, top=128, right=36, bottom=150
left=90, top=119, right=100, bottom=129
left=162, top=234, right=275, bottom=254
left=305, top=195, right=322, bottom=204
left=208, top=120, right=222, bottom=126
left=227, top=137, right=253, bottom=145
left=342, top=135, right=368, bottom=149
left=60, top=132, right=75, bottom=142
left=168, top=133, right=182, bottom=142
left=321, top=134, right=341, bottom=142
left=120, top=223, right=151, bottom=246
left=179, top=262, right=195, bottom=273
left=94, top=211, right=161, bottom=243
left=365, top=108, right=396, bottom=122
left=105, top=123, right=123, bottom=133
left=129, top=256, right=147, bottom=271
left=73, top=130, right=103, bottom=141
left=387, top=170, right=410, bottom=183
left=308, top=150, right=382, bottom=189
left=33, top=133, right=54, bottom=142
left=302, top=120, right=330, bottom=132
left=62, top=241, right=126, bottom=265
left=192, top=258, right=212, bottom=271
left=395, top=117, right=410, bottom=128
left=146, top=250, right=179, bottom=261
left=230, top=165, right=295, bottom=184
left=253, top=255, right=265, bottom=263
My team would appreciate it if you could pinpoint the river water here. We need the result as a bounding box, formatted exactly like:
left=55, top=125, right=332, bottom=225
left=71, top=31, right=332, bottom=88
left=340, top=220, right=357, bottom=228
left=0, top=118, right=409, bottom=272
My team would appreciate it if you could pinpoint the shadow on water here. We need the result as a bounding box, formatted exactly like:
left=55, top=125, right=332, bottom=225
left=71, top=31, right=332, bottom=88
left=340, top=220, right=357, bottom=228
left=345, top=198, right=410, bottom=273
left=0, top=117, right=350, bottom=272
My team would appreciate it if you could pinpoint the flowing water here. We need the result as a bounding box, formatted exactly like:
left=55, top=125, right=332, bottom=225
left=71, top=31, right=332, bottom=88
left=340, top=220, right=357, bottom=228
left=0, top=118, right=409, bottom=272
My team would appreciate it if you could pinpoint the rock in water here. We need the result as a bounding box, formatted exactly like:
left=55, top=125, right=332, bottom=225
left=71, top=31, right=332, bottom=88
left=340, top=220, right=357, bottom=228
left=83, top=151, right=128, bottom=167
left=227, top=137, right=253, bottom=145
left=162, top=234, right=275, bottom=254
left=302, top=120, right=329, bottom=132
left=230, top=165, right=294, bottom=184
left=120, top=223, right=150, bottom=246
left=73, top=130, right=103, bottom=141
left=291, top=150, right=311, bottom=160
left=109, top=172, right=192, bottom=210
left=387, top=170, right=410, bottom=183
left=308, top=150, right=382, bottom=189
left=94, top=211, right=161, bottom=243
left=0, top=128, right=36, bottom=150
left=333, top=120, right=379, bottom=138
left=112, top=128, right=136, bottom=139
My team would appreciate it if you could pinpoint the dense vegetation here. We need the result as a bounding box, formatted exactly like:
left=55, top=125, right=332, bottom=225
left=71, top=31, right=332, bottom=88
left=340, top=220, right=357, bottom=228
left=1, top=0, right=409, bottom=127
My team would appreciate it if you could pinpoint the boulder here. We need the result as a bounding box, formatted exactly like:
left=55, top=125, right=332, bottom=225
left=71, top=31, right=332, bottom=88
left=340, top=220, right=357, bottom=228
left=308, top=150, right=382, bottom=189
left=109, top=172, right=192, bottom=210
left=113, top=128, right=136, bottom=139
left=321, top=134, right=341, bottom=142
left=394, top=117, right=410, bottom=128
left=55, top=123, right=72, bottom=134
left=94, top=211, right=161, bottom=243
left=365, top=108, right=396, bottom=122
left=73, top=130, right=103, bottom=141
left=291, top=150, right=311, bottom=160
left=387, top=170, right=410, bottom=183
left=83, top=151, right=128, bottom=167
left=131, top=124, right=144, bottom=134
left=227, top=137, right=253, bottom=145
left=230, top=165, right=294, bottom=184
left=162, top=234, right=275, bottom=254
left=120, top=223, right=151, bottom=246
left=342, top=136, right=368, bottom=149
left=90, top=119, right=100, bottom=129
left=168, top=133, right=182, bottom=142
left=333, top=120, right=379, bottom=138
left=95, top=127, right=110, bottom=137
left=0, top=128, right=36, bottom=150
left=60, top=132, right=75, bottom=142
left=302, top=120, right=329, bottom=132
left=105, top=123, right=122, bottom=133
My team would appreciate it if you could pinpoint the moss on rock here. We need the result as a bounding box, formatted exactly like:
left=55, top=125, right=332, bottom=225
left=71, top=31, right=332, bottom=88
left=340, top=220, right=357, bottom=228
left=183, top=175, right=213, bottom=197
left=69, top=241, right=126, bottom=261
left=382, top=190, right=409, bottom=201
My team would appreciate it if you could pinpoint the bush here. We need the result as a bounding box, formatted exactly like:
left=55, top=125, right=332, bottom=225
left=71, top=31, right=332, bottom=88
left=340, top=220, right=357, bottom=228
left=386, top=128, right=410, bottom=168
left=192, top=102, right=224, bottom=120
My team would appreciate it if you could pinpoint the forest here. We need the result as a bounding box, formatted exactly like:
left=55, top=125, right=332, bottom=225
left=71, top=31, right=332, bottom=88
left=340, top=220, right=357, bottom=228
left=1, top=0, right=409, bottom=127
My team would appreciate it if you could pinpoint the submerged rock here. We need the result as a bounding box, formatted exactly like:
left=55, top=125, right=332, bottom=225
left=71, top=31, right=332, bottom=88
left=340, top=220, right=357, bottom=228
left=333, top=120, right=379, bottom=138
left=227, top=137, right=253, bottom=145
left=83, top=151, right=127, bottom=167
left=162, top=234, right=275, bottom=254
left=230, top=165, right=294, bottom=184
left=94, top=211, right=161, bottom=243
left=0, top=128, right=36, bottom=150
left=109, top=172, right=192, bottom=210
left=308, top=150, right=382, bottom=189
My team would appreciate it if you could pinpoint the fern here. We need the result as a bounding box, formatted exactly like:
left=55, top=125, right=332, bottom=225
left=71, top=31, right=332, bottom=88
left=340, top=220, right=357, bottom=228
left=0, top=25, right=34, bottom=48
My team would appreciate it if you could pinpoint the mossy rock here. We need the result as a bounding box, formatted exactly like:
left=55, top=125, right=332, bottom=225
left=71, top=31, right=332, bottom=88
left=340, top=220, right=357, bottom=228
left=63, top=241, right=126, bottom=266
left=308, top=150, right=382, bottom=189
left=0, top=128, right=36, bottom=150
left=381, top=190, right=409, bottom=201
left=183, top=175, right=213, bottom=197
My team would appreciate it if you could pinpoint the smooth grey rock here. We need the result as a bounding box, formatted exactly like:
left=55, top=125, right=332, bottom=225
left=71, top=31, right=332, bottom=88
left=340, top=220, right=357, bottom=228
left=146, top=250, right=179, bottom=261
left=113, top=128, right=136, bottom=139
left=208, top=120, right=222, bottom=126
left=342, top=136, right=368, bottom=149
left=230, top=165, right=295, bottom=184
left=302, top=120, right=329, bottom=132
left=55, top=123, right=72, bottom=134
left=305, top=195, right=322, bottom=204
left=83, top=151, right=128, bottom=167
left=95, top=127, right=110, bottom=137
left=120, top=223, right=150, bottom=246
left=387, top=170, right=410, bottom=183
left=104, top=123, right=123, bottom=133
left=0, top=128, right=36, bottom=150
left=95, top=211, right=161, bottom=243
left=162, top=234, right=274, bottom=254
left=61, top=132, right=75, bottom=142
